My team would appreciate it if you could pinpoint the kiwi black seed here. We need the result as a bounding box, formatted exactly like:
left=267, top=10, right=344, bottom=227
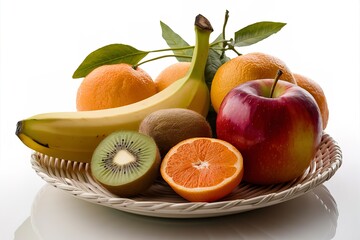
left=91, top=130, right=161, bottom=197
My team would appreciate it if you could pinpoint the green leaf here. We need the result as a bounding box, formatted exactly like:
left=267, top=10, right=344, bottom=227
left=160, top=21, right=192, bottom=62
left=211, top=33, right=226, bottom=56
left=234, top=21, right=286, bottom=47
left=205, top=48, right=230, bottom=90
left=72, top=44, right=148, bottom=78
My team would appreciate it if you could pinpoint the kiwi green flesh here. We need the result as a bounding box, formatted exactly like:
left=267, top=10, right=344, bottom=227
left=99, top=156, right=160, bottom=197
left=91, top=131, right=160, bottom=197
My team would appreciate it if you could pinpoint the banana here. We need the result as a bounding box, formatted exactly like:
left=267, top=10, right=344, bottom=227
left=16, top=14, right=214, bottom=163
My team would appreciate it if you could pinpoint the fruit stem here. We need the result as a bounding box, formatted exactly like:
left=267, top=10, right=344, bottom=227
left=133, top=55, right=191, bottom=69
left=227, top=41, right=242, bottom=56
left=209, top=39, right=231, bottom=47
left=221, top=10, right=230, bottom=59
left=133, top=15, right=213, bottom=80
left=135, top=38, right=232, bottom=69
left=147, top=45, right=194, bottom=54
left=185, top=14, right=213, bottom=80
left=269, top=70, right=283, bottom=98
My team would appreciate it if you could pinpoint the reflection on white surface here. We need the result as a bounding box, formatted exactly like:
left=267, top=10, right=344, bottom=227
left=14, top=217, right=38, bottom=240
left=15, top=183, right=338, bottom=240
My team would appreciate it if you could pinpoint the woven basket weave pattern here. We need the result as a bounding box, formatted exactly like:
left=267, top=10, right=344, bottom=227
left=31, top=133, right=342, bottom=218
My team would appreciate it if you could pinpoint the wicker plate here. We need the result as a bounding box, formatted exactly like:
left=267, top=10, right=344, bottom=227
left=30, top=133, right=342, bottom=218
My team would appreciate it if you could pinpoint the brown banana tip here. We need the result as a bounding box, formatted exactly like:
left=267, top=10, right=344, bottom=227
left=15, top=121, right=22, bottom=136
left=195, top=14, right=214, bottom=32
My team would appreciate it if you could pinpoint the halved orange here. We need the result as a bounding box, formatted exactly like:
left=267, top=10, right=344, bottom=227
left=160, top=138, right=244, bottom=202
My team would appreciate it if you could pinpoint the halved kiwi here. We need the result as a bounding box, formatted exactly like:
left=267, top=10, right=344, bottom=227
left=90, top=130, right=161, bottom=197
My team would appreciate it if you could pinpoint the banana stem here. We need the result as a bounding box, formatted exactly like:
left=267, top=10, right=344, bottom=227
left=186, top=15, right=213, bottom=80
left=135, top=39, right=232, bottom=68
left=135, top=17, right=236, bottom=69
left=136, top=15, right=213, bottom=78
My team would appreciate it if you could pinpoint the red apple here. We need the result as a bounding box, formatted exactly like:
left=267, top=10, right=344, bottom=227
left=216, top=78, right=323, bottom=185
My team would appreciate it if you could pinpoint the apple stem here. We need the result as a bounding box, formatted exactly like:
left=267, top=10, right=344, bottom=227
left=269, top=70, right=283, bottom=98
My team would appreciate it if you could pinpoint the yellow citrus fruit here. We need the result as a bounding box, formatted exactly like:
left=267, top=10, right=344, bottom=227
left=154, top=62, right=191, bottom=91
left=76, top=63, right=157, bottom=111
left=293, top=73, right=329, bottom=129
left=160, top=137, right=244, bottom=202
left=210, top=52, right=296, bottom=112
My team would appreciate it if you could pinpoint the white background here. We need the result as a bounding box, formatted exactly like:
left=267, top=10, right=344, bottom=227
left=1, top=0, right=359, bottom=239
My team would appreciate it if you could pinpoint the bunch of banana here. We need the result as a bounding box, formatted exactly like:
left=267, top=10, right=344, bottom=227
left=16, top=15, right=213, bottom=163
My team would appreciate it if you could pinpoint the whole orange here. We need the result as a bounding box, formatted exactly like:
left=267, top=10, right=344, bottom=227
left=76, top=63, right=157, bottom=111
left=293, top=73, right=329, bottom=129
left=210, top=52, right=296, bottom=112
left=154, top=62, right=191, bottom=91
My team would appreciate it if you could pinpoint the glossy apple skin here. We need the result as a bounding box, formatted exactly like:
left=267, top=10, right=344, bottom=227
left=216, top=79, right=323, bottom=185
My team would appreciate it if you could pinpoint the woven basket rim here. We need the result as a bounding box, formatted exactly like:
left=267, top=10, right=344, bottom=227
left=30, top=132, right=342, bottom=218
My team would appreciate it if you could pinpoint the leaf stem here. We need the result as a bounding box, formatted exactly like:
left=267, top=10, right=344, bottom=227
left=147, top=45, right=194, bottom=54
left=133, top=54, right=192, bottom=68
left=135, top=39, right=236, bottom=69
left=209, top=39, right=231, bottom=47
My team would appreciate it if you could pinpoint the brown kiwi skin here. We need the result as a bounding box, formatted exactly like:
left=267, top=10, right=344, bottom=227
left=139, top=108, right=212, bottom=158
left=94, top=149, right=161, bottom=197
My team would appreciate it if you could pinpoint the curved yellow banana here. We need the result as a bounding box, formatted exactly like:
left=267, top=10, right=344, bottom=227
left=16, top=14, right=213, bottom=163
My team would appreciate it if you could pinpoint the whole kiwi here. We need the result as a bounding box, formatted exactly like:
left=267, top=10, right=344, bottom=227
left=139, top=108, right=212, bottom=157
left=91, top=130, right=161, bottom=197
